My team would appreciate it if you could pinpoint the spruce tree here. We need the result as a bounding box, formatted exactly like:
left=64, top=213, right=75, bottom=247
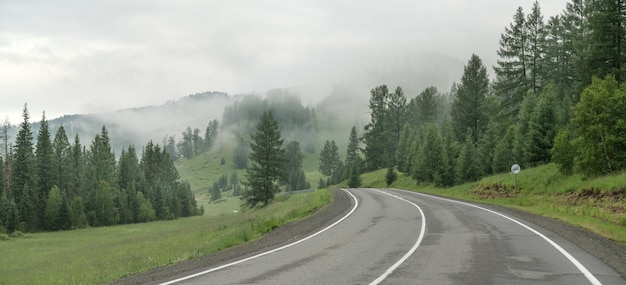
left=385, top=86, right=407, bottom=166
left=52, top=125, right=71, bottom=193
left=12, top=104, right=34, bottom=211
left=319, top=140, right=339, bottom=177
left=396, top=124, right=414, bottom=174
left=363, top=85, right=389, bottom=170
left=456, top=129, right=481, bottom=183
left=34, top=112, right=54, bottom=229
left=451, top=54, right=490, bottom=143
left=494, top=7, right=530, bottom=118
left=244, top=111, right=285, bottom=207
left=525, top=84, right=559, bottom=166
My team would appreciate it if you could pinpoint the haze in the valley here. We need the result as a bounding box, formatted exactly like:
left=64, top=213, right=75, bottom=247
left=0, top=1, right=565, bottom=125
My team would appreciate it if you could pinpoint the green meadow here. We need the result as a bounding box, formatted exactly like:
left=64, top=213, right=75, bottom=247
left=0, top=189, right=330, bottom=285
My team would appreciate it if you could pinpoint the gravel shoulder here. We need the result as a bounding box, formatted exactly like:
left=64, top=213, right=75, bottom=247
left=111, top=188, right=625, bottom=284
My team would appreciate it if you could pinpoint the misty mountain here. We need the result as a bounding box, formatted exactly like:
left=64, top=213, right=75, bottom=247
left=39, top=92, right=232, bottom=154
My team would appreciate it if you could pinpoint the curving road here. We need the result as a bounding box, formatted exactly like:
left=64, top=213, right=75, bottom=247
left=157, top=188, right=625, bottom=285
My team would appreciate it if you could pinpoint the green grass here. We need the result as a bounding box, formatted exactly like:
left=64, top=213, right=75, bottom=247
left=0, top=189, right=331, bottom=285
left=361, top=164, right=626, bottom=245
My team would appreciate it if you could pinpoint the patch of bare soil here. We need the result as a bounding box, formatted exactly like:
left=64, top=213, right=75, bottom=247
left=468, top=183, right=517, bottom=199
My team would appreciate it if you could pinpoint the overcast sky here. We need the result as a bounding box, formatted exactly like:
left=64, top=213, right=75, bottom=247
left=0, top=0, right=566, bottom=123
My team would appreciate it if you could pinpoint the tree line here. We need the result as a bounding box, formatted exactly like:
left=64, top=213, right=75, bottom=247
left=354, top=0, right=626, bottom=188
left=0, top=105, right=202, bottom=234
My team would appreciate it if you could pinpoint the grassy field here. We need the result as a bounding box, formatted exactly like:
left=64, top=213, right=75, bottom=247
left=345, top=164, right=626, bottom=245
left=0, top=189, right=331, bottom=285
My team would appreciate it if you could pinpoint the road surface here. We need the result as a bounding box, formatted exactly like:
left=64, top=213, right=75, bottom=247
left=157, top=188, right=625, bottom=284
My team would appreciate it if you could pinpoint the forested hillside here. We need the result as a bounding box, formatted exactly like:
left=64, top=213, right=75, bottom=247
left=320, top=0, right=626, bottom=189
left=0, top=106, right=202, bottom=234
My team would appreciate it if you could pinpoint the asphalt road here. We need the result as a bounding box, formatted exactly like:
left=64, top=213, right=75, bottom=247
left=157, top=188, right=625, bottom=285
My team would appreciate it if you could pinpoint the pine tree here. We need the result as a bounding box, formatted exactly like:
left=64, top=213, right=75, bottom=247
left=346, top=156, right=363, bottom=189
left=9, top=104, right=35, bottom=229
left=233, top=136, right=248, bottom=169
left=244, top=111, right=285, bottom=207
left=396, top=124, right=414, bottom=174
left=69, top=134, right=84, bottom=198
left=451, top=54, right=490, bottom=143
left=385, top=86, right=407, bottom=166
left=526, top=1, right=547, bottom=94
left=413, top=124, right=448, bottom=187
left=51, top=125, right=71, bottom=194
left=319, top=140, right=339, bottom=177
left=283, top=141, right=308, bottom=191
left=494, top=7, right=530, bottom=118
left=345, top=126, right=360, bottom=169
left=363, top=85, right=389, bottom=170
left=562, top=0, right=593, bottom=98
left=456, top=129, right=481, bottom=183
left=179, top=127, right=193, bottom=159
left=524, top=84, right=559, bottom=166
left=551, top=129, right=576, bottom=175
left=585, top=0, right=626, bottom=83
left=492, top=126, right=517, bottom=173
left=34, top=112, right=54, bottom=229
left=477, top=122, right=499, bottom=175
left=205, top=119, right=219, bottom=151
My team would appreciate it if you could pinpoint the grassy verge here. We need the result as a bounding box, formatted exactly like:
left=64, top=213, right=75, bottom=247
left=0, top=189, right=331, bottom=285
left=351, top=164, right=626, bottom=246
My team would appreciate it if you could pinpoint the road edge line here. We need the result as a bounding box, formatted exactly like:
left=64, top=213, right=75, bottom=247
left=395, top=189, right=602, bottom=285
left=159, top=189, right=359, bottom=285
left=368, top=188, right=427, bottom=285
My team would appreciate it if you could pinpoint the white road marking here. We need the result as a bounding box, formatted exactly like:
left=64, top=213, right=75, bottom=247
left=160, top=189, right=359, bottom=285
left=368, top=189, right=427, bottom=285
left=394, top=189, right=603, bottom=285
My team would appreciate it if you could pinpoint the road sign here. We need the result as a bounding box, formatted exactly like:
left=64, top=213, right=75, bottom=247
left=511, top=164, right=521, bottom=174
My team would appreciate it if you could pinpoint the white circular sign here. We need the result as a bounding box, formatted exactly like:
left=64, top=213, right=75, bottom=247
left=511, top=164, right=521, bottom=174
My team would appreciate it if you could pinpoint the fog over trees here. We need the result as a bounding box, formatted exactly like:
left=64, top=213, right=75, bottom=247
left=2, top=0, right=626, bottom=231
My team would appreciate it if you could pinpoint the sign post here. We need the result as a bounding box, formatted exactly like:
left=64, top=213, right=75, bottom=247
left=511, top=164, right=520, bottom=197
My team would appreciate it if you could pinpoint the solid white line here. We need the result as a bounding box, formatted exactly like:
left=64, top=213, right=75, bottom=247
left=368, top=189, right=426, bottom=285
left=393, top=189, right=602, bottom=285
left=160, top=189, right=359, bottom=285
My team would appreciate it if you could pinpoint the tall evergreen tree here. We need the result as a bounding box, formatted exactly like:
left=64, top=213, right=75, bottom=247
left=415, top=86, right=440, bottom=125
left=12, top=104, right=35, bottom=226
left=395, top=124, right=414, bottom=174
left=345, top=126, right=360, bottom=168
left=34, top=112, right=54, bottom=228
left=524, top=84, right=560, bottom=166
left=526, top=1, right=547, bottom=94
left=319, top=140, right=340, bottom=177
left=283, top=141, right=307, bottom=191
left=562, top=0, right=593, bottom=98
left=456, top=129, right=481, bottom=183
left=385, top=86, right=407, bottom=166
left=363, top=85, right=389, bottom=170
left=69, top=134, right=83, bottom=198
left=494, top=7, right=530, bottom=118
left=413, top=124, right=448, bottom=187
left=244, top=111, right=285, bottom=207
left=51, top=125, right=71, bottom=193
left=451, top=54, right=490, bottom=143
left=585, top=0, right=626, bottom=83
